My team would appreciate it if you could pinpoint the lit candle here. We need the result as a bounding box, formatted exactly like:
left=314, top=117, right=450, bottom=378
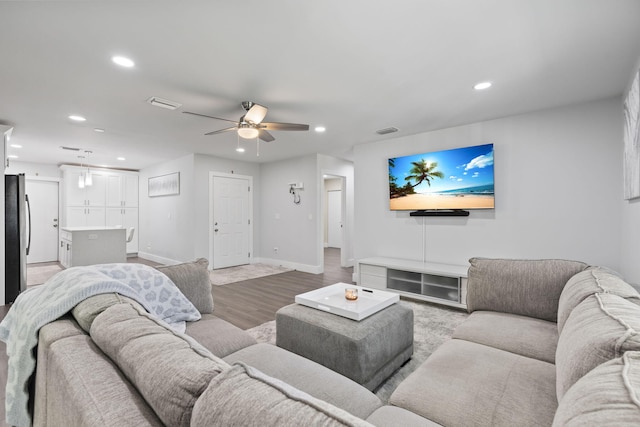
left=345, top=288, right=358, bottom=301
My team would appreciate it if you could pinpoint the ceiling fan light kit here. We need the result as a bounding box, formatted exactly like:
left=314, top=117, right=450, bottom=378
left=183, top=101, right=310, bottom=154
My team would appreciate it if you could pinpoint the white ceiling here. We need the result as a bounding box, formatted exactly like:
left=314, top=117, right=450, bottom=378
left=1, top=1, right=640, bottom=170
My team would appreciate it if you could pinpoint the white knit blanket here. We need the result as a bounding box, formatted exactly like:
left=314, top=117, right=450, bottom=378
left=0, top=263, right=202, bottom=427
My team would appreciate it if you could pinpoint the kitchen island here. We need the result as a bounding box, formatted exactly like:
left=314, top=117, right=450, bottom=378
left=59, top=226, right=127, bottom=268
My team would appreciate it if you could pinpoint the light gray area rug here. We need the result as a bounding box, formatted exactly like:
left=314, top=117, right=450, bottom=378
left=209, top=263, right=293, bottom=286
left=27, top=264, right=63, bottom=287
left=245, top=299, right=469, bottom=403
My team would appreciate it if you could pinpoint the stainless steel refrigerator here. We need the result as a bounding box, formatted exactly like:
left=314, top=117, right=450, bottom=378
left=5, top=174, right=31, bottom=303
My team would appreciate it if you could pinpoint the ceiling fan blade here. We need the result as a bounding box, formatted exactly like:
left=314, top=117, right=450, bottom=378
left=261, top=122, right=309, bottom=131
left=205, top=126, right=238, bottom=136
left=244, top=104, right=268, bottom=125
left=183, top=111, right=238, bottom=124
left=258, top=129, right=275, bottom=142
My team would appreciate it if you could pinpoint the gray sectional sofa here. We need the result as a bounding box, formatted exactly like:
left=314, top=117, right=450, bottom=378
left=28, top=258, right=640, bottom=426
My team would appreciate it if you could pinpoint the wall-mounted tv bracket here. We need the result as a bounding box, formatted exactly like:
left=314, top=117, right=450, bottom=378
left=409, top=210, right=470, bottom=217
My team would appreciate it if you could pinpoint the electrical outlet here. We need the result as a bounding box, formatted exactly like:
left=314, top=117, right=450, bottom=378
left=88, top=234, right=98, bottom=240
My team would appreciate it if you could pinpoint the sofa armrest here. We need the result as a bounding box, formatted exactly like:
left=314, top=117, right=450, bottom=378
left=466, top=258, right=587, bottom=322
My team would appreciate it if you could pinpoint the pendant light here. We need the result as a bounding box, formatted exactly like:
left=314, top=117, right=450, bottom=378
left=84, top=150, right=93, bottom=187
left=77, top=155, right=86, bottom=189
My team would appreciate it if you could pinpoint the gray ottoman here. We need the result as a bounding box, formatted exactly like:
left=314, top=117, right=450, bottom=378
left=276, top=302, right=413, bottom=391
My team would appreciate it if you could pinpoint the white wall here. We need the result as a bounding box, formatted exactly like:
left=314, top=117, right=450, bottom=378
left=260, top=155, right=320, bottom=272
left=354, top=97, right=624, bottom=273
left=620, top=54, right=640, bottom=285
left=138, top=154, right=196, bottom=264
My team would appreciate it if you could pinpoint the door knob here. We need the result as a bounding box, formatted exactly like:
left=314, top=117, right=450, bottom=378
left=214, top=229, right=219, bottom=232
left=53, top=224, right=58, bottom=228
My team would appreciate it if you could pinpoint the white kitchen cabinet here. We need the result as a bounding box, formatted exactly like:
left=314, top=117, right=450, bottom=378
left=106, top=174, right=138, bottom=208
left=66, top=207, right=106, bottom=227
left=64, top=170, right=107, bottom=207
left=59, top=227, right=126, bottom=267
left=61, top=166, right=139, bottom=238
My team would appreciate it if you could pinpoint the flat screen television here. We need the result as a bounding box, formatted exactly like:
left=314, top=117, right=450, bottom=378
left=388, top=143, right=494, bottom=211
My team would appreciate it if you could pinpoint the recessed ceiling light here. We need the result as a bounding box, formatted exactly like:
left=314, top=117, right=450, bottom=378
left=10, top=144, right=22, bottom=148
left=117, top=157, right=126, bottom=161
left=473, top=81, right=492, bottom=90
left=69, top=115, right=86, bottom=122
left=112, top=56, right=135, bottom=68
left=94, top=128, right=105, bottom=133
left=8, top=155, right=18, bottom=159
left=315, top=126, right=326, bottom=132
left=236, top=147, right=245, bottom=153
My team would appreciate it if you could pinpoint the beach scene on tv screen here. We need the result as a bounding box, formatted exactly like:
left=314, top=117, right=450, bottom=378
left=388, top=143, right=494, bottom=210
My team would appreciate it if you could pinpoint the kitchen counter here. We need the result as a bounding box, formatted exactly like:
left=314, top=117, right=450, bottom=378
left=59, top=227, right=126, bottom=268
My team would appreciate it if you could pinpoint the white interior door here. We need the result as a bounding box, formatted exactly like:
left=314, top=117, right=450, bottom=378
left=26, top=179, right=59, bottom=264
left=212, top=175, right=250, bottom=269
left=327, top=190, right=342, bottom=248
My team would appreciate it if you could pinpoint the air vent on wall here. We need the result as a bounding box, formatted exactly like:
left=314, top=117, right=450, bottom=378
left=60, top=146, right=81, bottom=151
left=147, top=96, right=182, bottom=110
left=376, top=127, right=399, bottom=135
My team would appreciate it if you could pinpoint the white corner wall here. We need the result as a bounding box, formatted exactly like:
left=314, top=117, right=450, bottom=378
left=139, top=153, right=263, bottom=266
left=354, top=97, right=624, bottom=273
left=260, top=155, right=320, bottom=273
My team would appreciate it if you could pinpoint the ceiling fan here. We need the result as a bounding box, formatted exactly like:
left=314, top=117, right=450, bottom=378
left=183, top=101, right=309, bottom=142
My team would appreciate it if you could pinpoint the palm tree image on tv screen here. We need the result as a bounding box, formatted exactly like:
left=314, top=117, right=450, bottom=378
left=388, top=144, right=495, bottom=210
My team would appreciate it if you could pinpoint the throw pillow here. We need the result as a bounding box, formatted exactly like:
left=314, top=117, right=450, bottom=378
left=555, top=293, right=640, bottom=400
left=156, top=258, right=214, bottom=314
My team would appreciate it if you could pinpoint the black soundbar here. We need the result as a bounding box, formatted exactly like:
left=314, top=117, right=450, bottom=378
left=409, top=210, right=470, bottom=217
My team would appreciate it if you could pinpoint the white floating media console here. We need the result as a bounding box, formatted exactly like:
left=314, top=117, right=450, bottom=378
left=357, top=257, right=469, bottom=309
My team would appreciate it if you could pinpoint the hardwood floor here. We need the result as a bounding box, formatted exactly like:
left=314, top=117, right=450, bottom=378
left=0, top=248, right=351, bottom=425
left=213, top=248, right=354, bottom=329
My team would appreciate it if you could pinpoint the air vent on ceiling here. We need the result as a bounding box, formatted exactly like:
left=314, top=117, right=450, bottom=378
left=147, top=96, right=182, bottom=110
left=376, top=127, right=399, bottom=135
left=60, top=146, right=81, bottom=151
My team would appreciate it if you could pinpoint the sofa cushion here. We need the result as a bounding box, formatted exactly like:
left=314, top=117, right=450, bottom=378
left=553, top=351, right=640, bottom=426
left=44, top=335, right=163, bottom=426
left=452, top=311, right=558, bottom=364
left=556, top=293, right=640, bottom=400
left=557, top=268, right=640, bottom=333
left=185, top=313, right=257, bottom=357
left=71, top=293, right=145, bottom=332
left=155, top=258, right=214, bottom=314
left=224, top=343, right=382, bottom=419
left=466, top=258, right=587, bottom=322
left=91, top=302, right=229, bottom=427
left=366, top=406, right=443, bottom=427
left=389, top=339, right=557, bottom=427
left=191, top=362, right=374, bottom=427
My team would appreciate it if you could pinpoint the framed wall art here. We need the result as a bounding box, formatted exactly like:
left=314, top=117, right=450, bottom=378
left=148, top=172, right=180, bottom=197
left=624, top=67, right=640, bottom=200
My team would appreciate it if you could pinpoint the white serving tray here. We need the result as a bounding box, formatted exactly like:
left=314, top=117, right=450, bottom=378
left=295, top=282, right=400, bottom=321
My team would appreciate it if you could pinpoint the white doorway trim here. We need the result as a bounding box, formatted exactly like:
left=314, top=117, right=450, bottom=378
left=208, top=171, right=254, bottom=270
left=320, top=171, right=347, bottom=270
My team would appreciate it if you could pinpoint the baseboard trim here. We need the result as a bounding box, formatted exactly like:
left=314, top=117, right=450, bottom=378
left=257, top=257, right=323, bottom=274
left=136, top=252, right=181, bottom=266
